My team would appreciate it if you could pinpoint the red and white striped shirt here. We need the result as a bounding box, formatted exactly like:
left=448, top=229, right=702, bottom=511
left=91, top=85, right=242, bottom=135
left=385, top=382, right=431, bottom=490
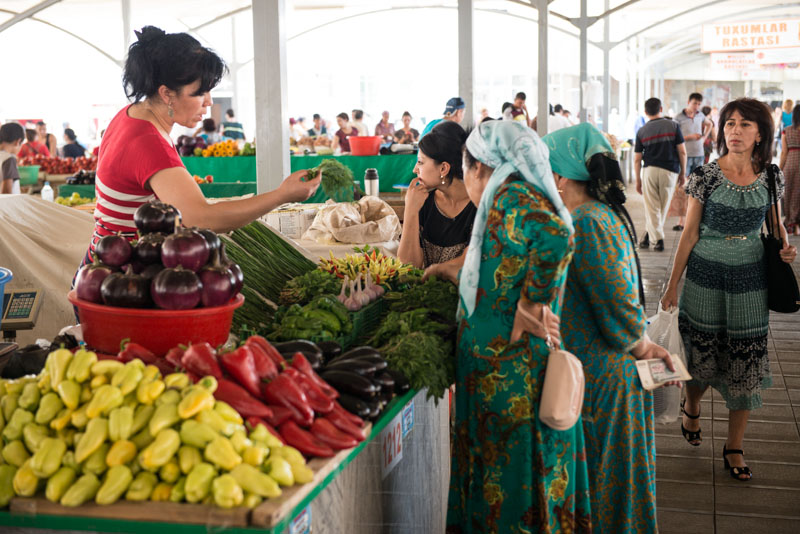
left=86, top=105, right=183, bottom=258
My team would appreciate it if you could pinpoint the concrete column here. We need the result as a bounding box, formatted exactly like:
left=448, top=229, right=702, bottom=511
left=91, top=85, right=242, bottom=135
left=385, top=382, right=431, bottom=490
left=637, top=37, right=646, bottom=117
left=536, top=0, right=549, bottom=136
left=230, top=16, right=239, bottom=118
left=578, top=0, right=588, bottom=123
left=121, top=0, right=131, bottom=51
left=601, top=0, right=610, bottom=132
left=252, top=0, right=290, bottom=194
left=458, top=0, right=474, bottom=129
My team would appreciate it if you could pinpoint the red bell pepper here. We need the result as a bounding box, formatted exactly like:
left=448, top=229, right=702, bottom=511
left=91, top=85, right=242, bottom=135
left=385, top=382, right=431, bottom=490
left=244, top=339, right=279, bottom=380
left=219, top=346, right=261, bottom=398
left=331, top=401, right=365, bottom=428
left=214, top=378, right=273, bottom=419
left=290, top=352, right=338, bottom=399
left=246, top=417, right=287, bottom=445
left=118, top=340, right=157, bottom=364
left=153, top=358, right=175, bottom=376
left=181, top=342, right=222, bottom=379
left=322, top=411, right=366, bottom=442
left=310, top=418, right=358, bottom=450
left=279, top=421, right=335, bottom=458
left=262, top=374, right=314, bottom=428
left=264, top=405, right=294, bottom=427
left=282, top=368, right=334, bottom=415
left=164, top=346, right=184, bottom=369
left=247, top=336, right=286, bottom=367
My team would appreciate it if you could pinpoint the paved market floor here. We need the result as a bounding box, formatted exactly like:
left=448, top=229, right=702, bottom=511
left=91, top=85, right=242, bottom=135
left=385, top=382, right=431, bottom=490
left=624, top=189, right=800, bottom=534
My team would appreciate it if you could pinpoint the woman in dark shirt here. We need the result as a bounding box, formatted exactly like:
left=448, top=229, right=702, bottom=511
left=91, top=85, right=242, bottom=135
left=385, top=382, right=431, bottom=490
left=398, top=121, right=476, bottom=272
left=62, top=128, right=86, bottom=158
left=332, top=112, right=358, bottom=153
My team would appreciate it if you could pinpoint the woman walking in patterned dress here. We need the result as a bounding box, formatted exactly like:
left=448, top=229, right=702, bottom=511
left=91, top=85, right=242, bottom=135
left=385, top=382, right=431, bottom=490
left=543, top=123, right=674, bottom=533
left=444, top=121, right=592, bottom=533
left=662, top=98, right=798, bottom=481
left=780, top=105, right=800, bottom=235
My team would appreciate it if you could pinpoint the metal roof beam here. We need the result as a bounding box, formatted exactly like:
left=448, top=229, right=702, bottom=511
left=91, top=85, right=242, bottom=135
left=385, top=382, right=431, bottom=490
left=0, top=0, right=62, bottom=34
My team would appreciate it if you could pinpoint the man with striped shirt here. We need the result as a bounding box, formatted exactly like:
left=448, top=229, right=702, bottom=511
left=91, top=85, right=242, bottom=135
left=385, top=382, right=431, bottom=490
left=635, top=97, right=687, bottom=252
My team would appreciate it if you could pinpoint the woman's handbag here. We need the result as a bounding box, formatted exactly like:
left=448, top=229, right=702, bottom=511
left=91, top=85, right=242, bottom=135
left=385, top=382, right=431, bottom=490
left=761, top=164, right=800, bottom=313
left=520, top=305, right=585, bottom=431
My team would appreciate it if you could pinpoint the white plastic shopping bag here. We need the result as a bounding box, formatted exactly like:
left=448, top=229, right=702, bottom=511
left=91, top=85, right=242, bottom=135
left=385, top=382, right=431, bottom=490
left=645, top=305, right=687, bottom=424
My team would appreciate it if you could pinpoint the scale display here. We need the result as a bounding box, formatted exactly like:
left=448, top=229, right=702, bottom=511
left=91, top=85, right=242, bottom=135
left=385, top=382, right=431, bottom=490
left=2, top=290, right=42, bottom=330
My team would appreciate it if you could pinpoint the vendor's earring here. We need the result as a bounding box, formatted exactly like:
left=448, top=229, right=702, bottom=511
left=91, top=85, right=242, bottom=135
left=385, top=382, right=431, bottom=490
left=440, top=175, right=446, bottom=185
left=168, top=103, right=174, bottom=118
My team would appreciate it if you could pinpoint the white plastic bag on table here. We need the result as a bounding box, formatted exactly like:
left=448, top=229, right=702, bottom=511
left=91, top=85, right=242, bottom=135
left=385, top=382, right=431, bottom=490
left=645, top=305, right=687, bottom=424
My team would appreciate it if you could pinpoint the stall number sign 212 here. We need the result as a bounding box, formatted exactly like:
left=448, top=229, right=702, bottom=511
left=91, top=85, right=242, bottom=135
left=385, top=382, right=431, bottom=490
left=381, top=411, right=403, bottom=479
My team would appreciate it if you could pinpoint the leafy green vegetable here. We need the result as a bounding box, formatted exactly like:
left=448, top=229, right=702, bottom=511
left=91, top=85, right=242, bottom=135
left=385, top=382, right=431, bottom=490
left=310, top=159, right=354, bottom=202
left=369, top=309, right=449, bottom=347
left=386, top=277, right=459, bottom=321
left=279, top=270, right=343, bottom=305
left=380, top=332, right=454, bottom=402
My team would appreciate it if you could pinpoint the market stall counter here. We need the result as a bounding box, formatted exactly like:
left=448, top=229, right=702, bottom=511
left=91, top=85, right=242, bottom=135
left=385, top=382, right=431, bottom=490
left=0, top=388, right=448, bottom=534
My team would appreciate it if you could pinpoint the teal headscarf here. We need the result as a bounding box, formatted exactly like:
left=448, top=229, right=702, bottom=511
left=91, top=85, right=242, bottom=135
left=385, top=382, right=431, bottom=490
left=459, top=121, right=572, bottom=318
left=542, top=123, right=616, bottom=182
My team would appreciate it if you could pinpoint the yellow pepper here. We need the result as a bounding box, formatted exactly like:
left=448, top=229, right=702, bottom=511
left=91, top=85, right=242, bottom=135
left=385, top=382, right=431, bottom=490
left=12, top=459, right=39, bottom=497
left=130, top=427, right=155, bottom=451
left=185, top=462, right=216, bottom=503
left=1, top=394, right=18, bottom=422
left=56, top=380, right=81, bottom=410
left=19, top=382, right=41, bottom=411
left=45, top=465, right=76, bottom=503
left=214, top=401, right=243, bottom=425
left=35, top=392, right=64, bottom=425
left=29, top=437, right=67, bottom=478
left=91, top=359, right=124, bottom=378
left=164, top=373, right=190, bottom=390
left=66, top=349, right=97, bottom=384
left=96, top=464, right=133, bottom=505
left=111, top=362, right=143, bottom=396
left=136, top=379, right=165, bottom=405
left=86, top=385, right=124, bottom=419
left=229, top=464, right=281, bottom=498
left=49, top=408, right=73, bottom=432
left=131, top=404, right=155, bottom=435
left=195, top=408, right=235, bottom=436
left=2, top=440, right=30, bottom=467
left=212, top=474, right=244, bottom=508
left=150, top=481, right=173, bottom=501
left=3, top=408, right=33, bottom=441
left=108, top=406, right=134, bottom=441
left=142, top=364, right=161, bottom=383
left=60, top=473, right=101, bottom=507
left=204, top=436, right=242, bottom=471
left=83, top=442, right=110, bottom=476
left=48, top=347, right=73, bottom=390
left=159, top=459, right=181, bottom=484
left=70, top=404, right=89, bottom=429
left=243, top=492, right=263, bottom=509
left=242, top=444, right=268, bottom=467
left=178, top=445, right=203, bottom=475
left=149, top=403, right=179, bottom=436
left=106, top=439, right=137, bottom=467
left=22, top=423, right=50, bottom=453
left=80, top=384, right=93, bottom=404
left=177, top=387, right=214, bottom=419
left=139, top=428, right=180, bottom=470
left=262, top=456, right=294, bottom=487
left=155, top=389, right=181, bottom=406
left=169, top=476, right=186, bottom=502
left=89, top=374, right=108, bottom=389
left=38, top=370, right=52, bottom=393
left=249, top=423, right=284, bottom=449
left=125, top=471, right=157, bottom=501
left=75, top=417, right=108, bottom=463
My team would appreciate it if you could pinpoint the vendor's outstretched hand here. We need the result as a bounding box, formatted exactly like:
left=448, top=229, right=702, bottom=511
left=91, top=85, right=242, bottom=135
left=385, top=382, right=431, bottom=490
left=422, top=262, right=459, bottom=285
left=279, top=169, right=321, bottom=202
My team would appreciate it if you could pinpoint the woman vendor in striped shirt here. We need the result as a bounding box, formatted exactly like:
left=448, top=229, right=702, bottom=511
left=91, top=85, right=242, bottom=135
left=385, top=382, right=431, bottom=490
left=82, top=26, right=319, bottom=267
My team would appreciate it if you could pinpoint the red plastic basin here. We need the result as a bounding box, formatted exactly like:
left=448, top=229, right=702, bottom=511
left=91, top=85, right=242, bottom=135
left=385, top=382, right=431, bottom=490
left=349, top=136, right=382, bottom=156
left=68, top=290, right=244, bottom=356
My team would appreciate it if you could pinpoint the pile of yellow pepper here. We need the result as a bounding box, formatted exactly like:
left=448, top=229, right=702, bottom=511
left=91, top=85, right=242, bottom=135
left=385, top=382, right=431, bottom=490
left=201, top=140, right=240, bottom=158
left=0, top=347, right=314, bottom=509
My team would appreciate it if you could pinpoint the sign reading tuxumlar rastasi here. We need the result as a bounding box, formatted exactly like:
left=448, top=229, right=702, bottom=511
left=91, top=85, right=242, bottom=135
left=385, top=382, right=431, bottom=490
left=701, top=19, right=800, bottom=52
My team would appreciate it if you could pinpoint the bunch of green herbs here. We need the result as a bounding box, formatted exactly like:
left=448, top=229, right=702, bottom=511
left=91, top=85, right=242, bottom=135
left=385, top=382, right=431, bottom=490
left=311, top=158, right=355, bottom=202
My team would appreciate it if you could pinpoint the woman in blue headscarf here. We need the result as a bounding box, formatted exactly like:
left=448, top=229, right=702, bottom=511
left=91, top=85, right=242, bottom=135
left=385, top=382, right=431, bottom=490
left=542, top=123, right=674, bottom=534
left=447, top=120, right=591, bottom=534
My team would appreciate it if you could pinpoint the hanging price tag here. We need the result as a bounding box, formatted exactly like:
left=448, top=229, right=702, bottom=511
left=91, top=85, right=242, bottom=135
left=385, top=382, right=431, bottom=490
left=288, top=505, right=311, bottom=534
left=380, top=411, right=403, bottom=479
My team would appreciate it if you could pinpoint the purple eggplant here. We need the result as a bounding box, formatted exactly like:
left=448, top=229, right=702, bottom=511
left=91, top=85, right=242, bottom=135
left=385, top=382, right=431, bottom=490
left=198, top=249, right=236, bottom=307
left=152, top=266, right=202, bottom=310
left=75, top=256, right=116, bottom=303
left=134, top=232, right=165, bottom=265
left=100, top=265, right=152, bottom=308
left=161, top=227, right=209, bottom=272
left=95, top=234, right=133, bottom=268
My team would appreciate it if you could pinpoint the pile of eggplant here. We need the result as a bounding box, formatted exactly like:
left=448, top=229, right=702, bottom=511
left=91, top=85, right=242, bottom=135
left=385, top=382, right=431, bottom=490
left=75, top=200, right=244, bottom=310
left=270, top=340, right=410, bottom=422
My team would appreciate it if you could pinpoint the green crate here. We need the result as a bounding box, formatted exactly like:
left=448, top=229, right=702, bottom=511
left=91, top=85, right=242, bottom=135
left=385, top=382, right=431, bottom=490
left=18, top=165, right=40, bottom=186
left=337, top=297, right=387, bottom=350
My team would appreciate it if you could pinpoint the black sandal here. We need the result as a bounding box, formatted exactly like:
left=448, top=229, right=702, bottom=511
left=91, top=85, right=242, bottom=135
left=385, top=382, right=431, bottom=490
left=680, top=399, right=702, bottom=446
left=723, top=445, right=752, bottom=481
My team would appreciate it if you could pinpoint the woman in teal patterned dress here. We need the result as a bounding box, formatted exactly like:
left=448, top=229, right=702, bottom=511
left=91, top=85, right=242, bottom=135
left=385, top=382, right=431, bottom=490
left=445, top=120, right=592, bottom=534
left=662, top=98, right=797, bottom=481
left=543, top=123, right=674, bottom=533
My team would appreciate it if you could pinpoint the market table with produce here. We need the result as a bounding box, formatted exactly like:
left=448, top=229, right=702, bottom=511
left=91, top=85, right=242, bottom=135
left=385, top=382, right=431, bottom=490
left=179, top=153, right=416, bottom=190
left=59, top=182, right=257, bottom=201
left=0, top=198, right=452, bottom=533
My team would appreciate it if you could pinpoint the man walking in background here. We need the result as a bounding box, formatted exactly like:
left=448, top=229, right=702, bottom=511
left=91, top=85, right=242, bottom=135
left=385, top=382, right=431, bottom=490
left=635, top=97, right=687, bottom=252
left=671, top=92, right=711, bottom=230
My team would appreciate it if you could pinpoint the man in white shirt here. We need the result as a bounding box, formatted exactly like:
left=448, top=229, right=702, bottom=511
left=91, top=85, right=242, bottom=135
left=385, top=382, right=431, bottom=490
left=350, top=110, right=368, bottom=136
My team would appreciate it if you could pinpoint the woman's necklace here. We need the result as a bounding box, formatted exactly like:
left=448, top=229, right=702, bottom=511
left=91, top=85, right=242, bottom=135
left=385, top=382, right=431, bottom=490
left=145, top=103, right=173, bottom=137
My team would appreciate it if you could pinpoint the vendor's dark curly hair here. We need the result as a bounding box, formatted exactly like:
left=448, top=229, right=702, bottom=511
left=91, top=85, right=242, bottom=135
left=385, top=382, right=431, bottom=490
left=585, top=153, right=645, bottom=306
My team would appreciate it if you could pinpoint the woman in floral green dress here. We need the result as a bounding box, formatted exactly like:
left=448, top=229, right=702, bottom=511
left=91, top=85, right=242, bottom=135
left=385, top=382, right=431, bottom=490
left=446, top=120, right=592, bottom=534
left=543, top=123, right=673, bottom=533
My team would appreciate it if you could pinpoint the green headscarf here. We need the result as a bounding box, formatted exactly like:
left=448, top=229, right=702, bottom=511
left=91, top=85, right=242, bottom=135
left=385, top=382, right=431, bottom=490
left=542, top=123, right=615, bottom=182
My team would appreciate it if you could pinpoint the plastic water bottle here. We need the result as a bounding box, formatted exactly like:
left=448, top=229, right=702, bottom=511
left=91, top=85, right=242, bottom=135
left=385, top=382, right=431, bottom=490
left=41, top=181, right=54, bottom=202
